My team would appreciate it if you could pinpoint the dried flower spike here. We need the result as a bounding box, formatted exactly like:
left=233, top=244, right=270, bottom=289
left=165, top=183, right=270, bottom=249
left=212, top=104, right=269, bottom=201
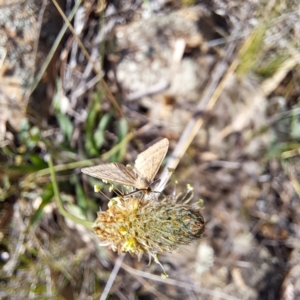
left=93, top=191, right=205, bottom=260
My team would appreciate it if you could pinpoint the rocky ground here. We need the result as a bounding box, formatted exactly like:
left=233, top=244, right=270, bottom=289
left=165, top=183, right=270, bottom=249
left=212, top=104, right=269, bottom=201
left=1, top=0, right=300, bottom=299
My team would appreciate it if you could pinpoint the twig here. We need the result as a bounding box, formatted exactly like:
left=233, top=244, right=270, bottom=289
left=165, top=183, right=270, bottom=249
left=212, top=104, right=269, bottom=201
left=71, top=75, right=102, bottom=100
left=100, top=254, right=125, bottom=300
left=129, top=274, right=170, bottom=300
left=157, top=40, right=237, bottom=192
left=126, top=79, right=170, bottom=101
left=121, top=262, right=240, bottom=300
left=70, top=11, right=116, bottom=101
left=30, top=0, right=82, bottom=96
left=24, top=0, right=47, bottom=105
left=51, top=0, right=124, bottom=119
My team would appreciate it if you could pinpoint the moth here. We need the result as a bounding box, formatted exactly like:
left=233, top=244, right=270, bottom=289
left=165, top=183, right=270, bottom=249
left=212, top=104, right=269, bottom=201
left=81, top=138, right=169, bottom=193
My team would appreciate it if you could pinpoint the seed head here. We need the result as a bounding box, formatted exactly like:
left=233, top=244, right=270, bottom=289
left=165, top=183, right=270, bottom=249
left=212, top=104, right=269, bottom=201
left=93, top=190, right=205, bottom=260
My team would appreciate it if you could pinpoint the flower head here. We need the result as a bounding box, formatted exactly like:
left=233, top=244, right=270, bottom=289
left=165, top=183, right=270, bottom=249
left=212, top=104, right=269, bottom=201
left=93, top=189, right=205, bottom=260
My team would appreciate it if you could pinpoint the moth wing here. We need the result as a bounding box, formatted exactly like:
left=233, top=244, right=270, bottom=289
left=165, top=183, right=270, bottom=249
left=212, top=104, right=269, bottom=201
left=81, top=162, right=136, bottom=187
left=134, top=138, right=169, bottom=182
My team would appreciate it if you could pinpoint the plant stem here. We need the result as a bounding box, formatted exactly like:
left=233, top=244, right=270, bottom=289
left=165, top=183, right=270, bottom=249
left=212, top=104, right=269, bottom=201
left=48, top=155, right=93, bottom=229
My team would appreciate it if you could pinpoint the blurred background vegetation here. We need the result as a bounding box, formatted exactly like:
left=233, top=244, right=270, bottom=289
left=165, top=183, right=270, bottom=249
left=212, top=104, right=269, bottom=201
left=1, top=0, right=300, bottom=299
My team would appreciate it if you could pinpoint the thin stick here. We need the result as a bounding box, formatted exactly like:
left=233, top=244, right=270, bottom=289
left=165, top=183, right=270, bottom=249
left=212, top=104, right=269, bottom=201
left=51, top=0, right=124, bottom=119
left=24, top=0, right=47, bottom=104
left=121, top=262, right=239, bottom=300
left=157, top=41, right=237, bottom=192
left=128, top=273, right=170, bottom=300
left=100, top=254, right=126, bottom=300
left=30, top=0, right=82, bottom=96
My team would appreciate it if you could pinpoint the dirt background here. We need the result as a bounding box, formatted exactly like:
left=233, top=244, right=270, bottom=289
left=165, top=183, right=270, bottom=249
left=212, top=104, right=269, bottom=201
left=1, top=0, right=300, bottom=299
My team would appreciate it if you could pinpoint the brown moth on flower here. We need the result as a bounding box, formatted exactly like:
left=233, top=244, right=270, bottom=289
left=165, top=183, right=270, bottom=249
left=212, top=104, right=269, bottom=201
left=92, top=188, right=205, bottom=261
left=84, top=139, right=205, bottom=276
left=81, top=138, right=169, bottom=194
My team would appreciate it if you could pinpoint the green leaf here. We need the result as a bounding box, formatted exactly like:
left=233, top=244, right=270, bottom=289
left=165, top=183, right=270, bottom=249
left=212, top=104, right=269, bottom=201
left=94, top=113, right=112, bottom=149
left=56, top=113, right=74, bottom=142
left=84, top=94, right=102, bottom=156
left=70, top=175, right=88, bottom=212
left=8, top=164, right=45, bottom=174
left=118, top=118, right=128, bottom=140
left=29, top=155, right=48, bottom=168
left=256, top=55, right=288, bottom=78
left=1, top=145, right=19, bottom=157
left=237, top=24, right=267, bottom=77
left=112, top=118, right=128, bottom=162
